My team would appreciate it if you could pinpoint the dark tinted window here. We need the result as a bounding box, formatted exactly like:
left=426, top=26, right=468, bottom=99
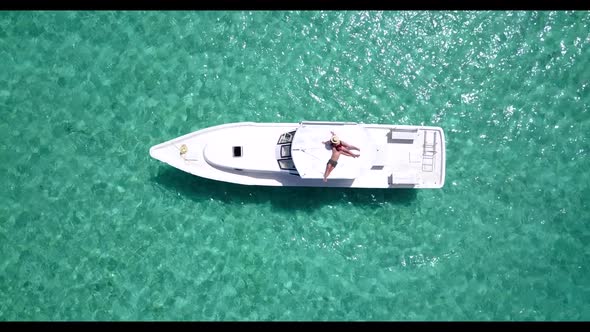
left=233, top=146, right=242, bottom=157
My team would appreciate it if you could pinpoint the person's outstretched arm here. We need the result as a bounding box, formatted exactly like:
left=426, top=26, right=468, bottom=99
left=341, top=140, right=360, bottom=150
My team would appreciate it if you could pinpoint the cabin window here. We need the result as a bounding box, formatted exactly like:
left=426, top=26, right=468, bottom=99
left=277, top=159, right=296, bottom=170
left=277, top=131, right=295, bottom=144
left=280, top=144, right=292, bottom=158
left=233, top=146, right=242, bottom=157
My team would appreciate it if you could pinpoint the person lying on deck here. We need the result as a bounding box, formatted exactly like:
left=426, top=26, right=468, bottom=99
left=321, top=132, right=361, bottom=182
left=322, top=131, right=361, bottom=158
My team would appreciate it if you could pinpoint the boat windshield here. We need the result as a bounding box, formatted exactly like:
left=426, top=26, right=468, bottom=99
left=280, top=145, right=291, bottom=158
left=278, top=159, right=296, bottom=170
left=277, top=131, right=295, bottom=144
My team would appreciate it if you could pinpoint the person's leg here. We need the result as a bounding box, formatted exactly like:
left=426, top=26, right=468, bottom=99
left=323, top=163, right=334, bottom=182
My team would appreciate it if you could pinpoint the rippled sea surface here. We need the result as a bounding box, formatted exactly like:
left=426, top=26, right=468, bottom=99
left=1, top=11, right=589, bottom=321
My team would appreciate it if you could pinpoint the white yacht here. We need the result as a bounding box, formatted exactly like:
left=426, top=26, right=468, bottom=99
left=149, top=121, right=446, bottom=188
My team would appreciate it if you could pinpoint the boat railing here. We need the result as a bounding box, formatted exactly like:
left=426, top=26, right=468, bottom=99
left=422, top=130, right=438, bottom=172
left=300, top=121, right=357, bottom=126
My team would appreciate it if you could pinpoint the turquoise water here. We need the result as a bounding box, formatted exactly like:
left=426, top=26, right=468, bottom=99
left=1, top=10, right=589, bottom=321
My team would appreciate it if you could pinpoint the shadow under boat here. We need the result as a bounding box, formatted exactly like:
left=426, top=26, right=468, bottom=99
left=151, top=166, right=418, bottom=211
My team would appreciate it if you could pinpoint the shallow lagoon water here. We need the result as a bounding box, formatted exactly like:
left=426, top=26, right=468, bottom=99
left=0, top=11, right=589, bottom=320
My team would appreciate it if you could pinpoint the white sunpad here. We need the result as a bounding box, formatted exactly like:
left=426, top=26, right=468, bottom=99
left=291, top=123, right=376, bottom=179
